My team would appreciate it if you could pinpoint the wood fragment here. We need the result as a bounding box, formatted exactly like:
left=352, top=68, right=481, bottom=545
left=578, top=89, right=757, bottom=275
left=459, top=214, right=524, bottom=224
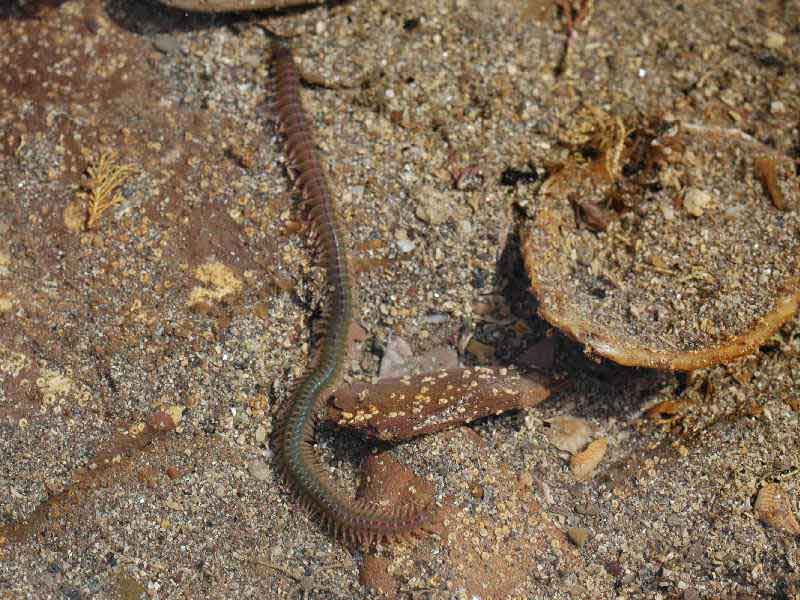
left=570, top=437, right=608, bottom=481
left=754, top=156, right=787, bottom=210
left=326, top=367, right=549, bottom=442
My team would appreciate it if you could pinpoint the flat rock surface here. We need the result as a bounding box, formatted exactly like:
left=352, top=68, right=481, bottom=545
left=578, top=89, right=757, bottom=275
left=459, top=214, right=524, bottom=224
left=1, top=1, right=799, bottom=599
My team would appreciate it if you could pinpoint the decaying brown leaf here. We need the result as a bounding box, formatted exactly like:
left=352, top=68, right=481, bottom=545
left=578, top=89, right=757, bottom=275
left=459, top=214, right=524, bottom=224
left=754, top=156, right=787, bottom=211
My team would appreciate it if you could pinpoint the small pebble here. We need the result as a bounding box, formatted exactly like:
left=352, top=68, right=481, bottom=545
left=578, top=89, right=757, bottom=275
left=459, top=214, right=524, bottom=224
left=421, top=313, right=449, bottom=324
left=247, top=459, right=270, bottom=482
left=764, top=31, right=786, bottom=50
left=470, top=483, right=485, bottom=500
left=456, top=219, right=472, bottom=238
left=415, top=186, right=451, bottom=225
left=565, top=585, right=590, bottom=598
left=152, top=34, right=180, bottom=55
left=466, top=338, right=494, bottom=362
left=659, top=202, right=675, bottom=221
left=167, top=405, right=184, bottom=427
left=770, top=100, right=786, bottom=115
left=683, top=188, right=713, bottom=217
left=546, top=416, right=592, bottom=454
left=397, top=238, right=415, bottom=253
left=379, top=334, right=414, bottom=379
left=575, top=502, right=600, bottom=517
left=567, top=527, right=590, bottom=547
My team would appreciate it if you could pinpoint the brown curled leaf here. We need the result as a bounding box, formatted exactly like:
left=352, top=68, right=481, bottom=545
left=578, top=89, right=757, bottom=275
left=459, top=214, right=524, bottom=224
left=326, top=367, right=549, bottom=442
left=523, top=120, right=800, bottom=371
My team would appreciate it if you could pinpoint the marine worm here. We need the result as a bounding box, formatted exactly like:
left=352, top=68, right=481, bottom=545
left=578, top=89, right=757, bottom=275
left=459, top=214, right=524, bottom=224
left=271, top=40, right=439, bottom=545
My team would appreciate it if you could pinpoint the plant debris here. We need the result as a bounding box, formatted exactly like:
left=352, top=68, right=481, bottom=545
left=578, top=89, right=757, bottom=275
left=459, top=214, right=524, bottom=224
left=79, top=150, right=137, bottom=230
left=522, top=116, right=800, bottom=370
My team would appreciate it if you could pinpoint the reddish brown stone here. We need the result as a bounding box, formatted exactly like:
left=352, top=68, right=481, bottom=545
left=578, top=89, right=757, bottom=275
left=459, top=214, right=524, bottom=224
left=327, top=367, right=549, bottom=442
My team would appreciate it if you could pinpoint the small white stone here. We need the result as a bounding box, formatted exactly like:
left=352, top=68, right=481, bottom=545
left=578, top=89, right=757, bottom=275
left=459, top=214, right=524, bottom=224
left=683, top=188, right=713, bottom=217
left=770, top=100, right=786, bottom=115
left=397, top=239, right=416, bottom=253
left=456, top=219, right=473, bottom=238
left=248, top=459, right=270, bottom=481
left=764, top=31, right=786, bottom=50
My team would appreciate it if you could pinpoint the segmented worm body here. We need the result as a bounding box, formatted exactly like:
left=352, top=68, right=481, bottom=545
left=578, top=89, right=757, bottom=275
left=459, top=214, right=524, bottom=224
left=271, top=41, right=438, bottom=545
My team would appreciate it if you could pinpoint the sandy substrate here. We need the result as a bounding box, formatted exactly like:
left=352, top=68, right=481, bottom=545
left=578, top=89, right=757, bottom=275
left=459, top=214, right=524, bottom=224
left=0, top=1, right=798, bottom=598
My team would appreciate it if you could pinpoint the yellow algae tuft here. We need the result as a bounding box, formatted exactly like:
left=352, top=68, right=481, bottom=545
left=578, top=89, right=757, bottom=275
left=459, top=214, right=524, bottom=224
left=166, top=405, right=185, bottom=427
left=36, top=369, right=91, bottom=406
left=187, top=261, right=243, bottom=307
left=78, top=150, right=138, bottom=230
left=62, top=199, right=86, bottom=233
left=0, top=345, right=30, bottom=377
left=0, top=292, right=14, bottom=314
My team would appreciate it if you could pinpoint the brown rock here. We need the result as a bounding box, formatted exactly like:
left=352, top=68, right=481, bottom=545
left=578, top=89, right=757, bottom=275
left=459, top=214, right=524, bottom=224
left=328, top=367, right=549, bottom=441
left=567, top=527, right=590, bottom=547
left=358, top=453, right=434, bottom=509
left=546, top=416, right=592, bottom=454
left=359, top=555, right=398, bottom=599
